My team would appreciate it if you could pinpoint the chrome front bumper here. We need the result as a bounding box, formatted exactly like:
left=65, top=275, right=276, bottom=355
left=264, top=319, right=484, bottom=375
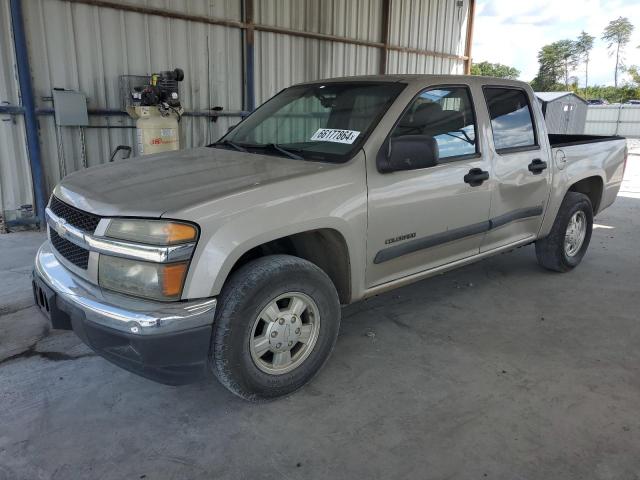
left=34, top=241, right=217, bottom=384
left=34, top=241, right=216, bottom=336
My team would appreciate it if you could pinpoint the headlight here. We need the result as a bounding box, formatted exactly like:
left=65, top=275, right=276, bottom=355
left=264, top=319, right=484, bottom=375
left=99, top=219, right=198, bottom=301
left=105, top=219, right=197, bottom=245
left=99, top=256, right=188, bottom=301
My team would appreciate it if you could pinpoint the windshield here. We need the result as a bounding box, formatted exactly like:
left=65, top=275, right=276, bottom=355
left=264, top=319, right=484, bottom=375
left=216, top=82, right=406, bottom=162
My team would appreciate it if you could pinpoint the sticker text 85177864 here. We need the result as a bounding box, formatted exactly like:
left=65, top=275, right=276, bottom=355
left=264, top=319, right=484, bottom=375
left=310, top=128, right=361, bottom=144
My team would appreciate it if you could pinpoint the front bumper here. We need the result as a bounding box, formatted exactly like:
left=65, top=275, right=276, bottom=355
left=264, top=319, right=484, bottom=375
left=33, top=242, right=217, bottom=385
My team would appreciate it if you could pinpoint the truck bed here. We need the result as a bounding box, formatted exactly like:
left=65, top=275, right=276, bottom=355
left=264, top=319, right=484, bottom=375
left=546, top=133, right=626, bottom=216
left=548, top=133, right=625, bottom=148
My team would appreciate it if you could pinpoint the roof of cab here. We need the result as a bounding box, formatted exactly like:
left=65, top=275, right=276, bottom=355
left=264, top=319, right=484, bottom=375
left=295, top=74, right=532, bottom=90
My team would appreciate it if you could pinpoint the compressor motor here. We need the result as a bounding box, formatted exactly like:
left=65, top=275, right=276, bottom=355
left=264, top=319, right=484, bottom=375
left=124, top=68, right=185, bottom=156
left=133, top=68, right=185, bottom=110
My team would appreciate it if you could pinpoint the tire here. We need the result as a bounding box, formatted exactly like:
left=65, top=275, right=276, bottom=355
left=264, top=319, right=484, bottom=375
left=535, top=191, right=593, bottom=272
left=211, top=254, right=341, bottom=401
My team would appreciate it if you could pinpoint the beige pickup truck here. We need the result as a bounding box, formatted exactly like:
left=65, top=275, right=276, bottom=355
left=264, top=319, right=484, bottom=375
left=33, top=75, right=627, bottom=400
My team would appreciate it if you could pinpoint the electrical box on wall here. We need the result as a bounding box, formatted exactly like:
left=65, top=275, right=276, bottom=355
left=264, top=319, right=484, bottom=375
left=52, top=89, right=89, bottom=126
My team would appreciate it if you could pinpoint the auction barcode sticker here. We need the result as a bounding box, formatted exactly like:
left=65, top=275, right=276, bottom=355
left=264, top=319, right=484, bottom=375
left=310, top=128, right=361, bottom=144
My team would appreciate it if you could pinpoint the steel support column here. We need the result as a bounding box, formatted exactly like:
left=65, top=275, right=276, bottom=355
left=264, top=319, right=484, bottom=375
left=9, top=0, right=46, bottom=227
left=242, top=0, right=256, bottom=112
left=379, top=0, right=391, bottom=75
left=464, top=0, right=476, bottom=74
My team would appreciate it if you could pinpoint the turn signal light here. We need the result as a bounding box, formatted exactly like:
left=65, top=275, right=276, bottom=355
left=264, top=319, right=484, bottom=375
left=163, top=223, right=198, bottom=244
left=161, top=263, right=189, bottom=297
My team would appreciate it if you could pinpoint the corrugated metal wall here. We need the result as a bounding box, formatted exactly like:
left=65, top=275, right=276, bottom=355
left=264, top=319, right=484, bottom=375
left=253, top=0, right=383, bottom=104
left=386, top=0, right=468, bottom=75
left=585, top=105, right=640, bottom=138
left=0, top=0, right=33, bottom=220
left=1, top=0, right=471, bottom=226
left=21, top=0, right=243, bottom=196
left=253, top=0, right=470, bottom=103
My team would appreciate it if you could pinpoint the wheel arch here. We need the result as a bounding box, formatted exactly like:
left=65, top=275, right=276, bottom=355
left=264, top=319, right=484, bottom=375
left=567, top=175, right=604, bottom=214
left=190, top=225, right=354, bottom=305
left=229, top=228, right=352, bottom=304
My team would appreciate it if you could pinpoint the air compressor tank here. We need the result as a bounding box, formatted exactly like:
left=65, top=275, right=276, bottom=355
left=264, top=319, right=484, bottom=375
left=128, top=106, right=181, bottom=156
left=122, top=68, right=185, bottom=156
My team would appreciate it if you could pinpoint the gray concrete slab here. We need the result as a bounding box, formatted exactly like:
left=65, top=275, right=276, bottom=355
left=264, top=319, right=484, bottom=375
left=0, top=307, right=48, bottom=361
left=1, top=160, right=639, bottom=480
left=0, top=231, right=46, bottom=315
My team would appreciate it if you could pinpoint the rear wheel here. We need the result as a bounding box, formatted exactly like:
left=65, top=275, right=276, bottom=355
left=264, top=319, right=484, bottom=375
left=535, top=192, right=593, bottom=272
left=211, top=255, right=341, bottom=401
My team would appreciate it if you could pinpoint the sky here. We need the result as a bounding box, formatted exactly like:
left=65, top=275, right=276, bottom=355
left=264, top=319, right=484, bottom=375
left=472, top=0, right=640, bottom=86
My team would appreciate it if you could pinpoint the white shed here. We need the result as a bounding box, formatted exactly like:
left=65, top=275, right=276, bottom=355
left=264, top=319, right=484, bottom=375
left=535, top=92, right=588, bottom=135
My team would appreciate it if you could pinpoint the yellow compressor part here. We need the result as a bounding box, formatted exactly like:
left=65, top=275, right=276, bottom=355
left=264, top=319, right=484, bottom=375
left=127, top=106, right=182, bottom=156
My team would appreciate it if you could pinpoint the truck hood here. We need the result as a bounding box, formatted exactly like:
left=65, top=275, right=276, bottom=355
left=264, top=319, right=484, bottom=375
left=54, top=147, right=337, bottom=217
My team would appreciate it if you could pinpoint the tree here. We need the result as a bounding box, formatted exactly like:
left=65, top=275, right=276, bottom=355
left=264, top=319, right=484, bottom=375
left=575, top=31, right=595, bottom=92
left=556, top=39, right=580, bottom=89
left=470, top=61, right=520, bottom=79
left=581, top=65, right=640, bottom=103
left=531, top=41, right=578, bottom=91
left=628, top=65, right=640, bottom=85
left=583, top=84, right=640, bottom=103
left=602, top=17, right=634, bottom=87
left=532, top=44, right=563, bottom=90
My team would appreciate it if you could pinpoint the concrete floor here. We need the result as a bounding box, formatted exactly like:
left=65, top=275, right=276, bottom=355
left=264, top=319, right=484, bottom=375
left=1, top=157, right=640, bottom=480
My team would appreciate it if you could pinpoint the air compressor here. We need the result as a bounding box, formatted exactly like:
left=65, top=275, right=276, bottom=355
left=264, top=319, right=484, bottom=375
left=125, top=68, right=185, bottom=156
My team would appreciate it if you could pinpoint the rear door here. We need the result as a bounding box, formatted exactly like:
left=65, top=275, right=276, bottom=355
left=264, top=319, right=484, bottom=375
left=480, top=86, right=552, bottom=252
left=365, top=84, right=492, bottom=287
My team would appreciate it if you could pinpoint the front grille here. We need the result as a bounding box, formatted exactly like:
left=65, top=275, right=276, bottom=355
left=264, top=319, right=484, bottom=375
left=49, top=196, right=101, bottom=233
left=50, top=228, right=90, bottom=269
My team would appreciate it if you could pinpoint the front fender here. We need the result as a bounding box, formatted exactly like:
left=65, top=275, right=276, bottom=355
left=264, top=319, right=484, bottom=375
left=178, top=156, right=368, bottom=300
left=194, top=217, right=362, bottom=299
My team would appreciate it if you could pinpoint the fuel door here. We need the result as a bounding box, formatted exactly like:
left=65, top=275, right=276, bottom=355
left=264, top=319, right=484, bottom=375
left=555, top=149, right=567, bottom=170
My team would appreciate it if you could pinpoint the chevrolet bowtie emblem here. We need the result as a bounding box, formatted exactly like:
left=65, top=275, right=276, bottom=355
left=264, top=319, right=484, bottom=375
left=55, top=218, right=68, bottom=237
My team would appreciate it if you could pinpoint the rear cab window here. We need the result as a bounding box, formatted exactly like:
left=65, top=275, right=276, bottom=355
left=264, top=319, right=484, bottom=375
left=483, top=87, right=538, bottom=153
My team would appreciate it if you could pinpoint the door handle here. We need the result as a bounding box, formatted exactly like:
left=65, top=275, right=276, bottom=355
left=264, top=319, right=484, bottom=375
left=528, top=158, right=548, bottom=174
left=464, top=168, right=489, bottom=187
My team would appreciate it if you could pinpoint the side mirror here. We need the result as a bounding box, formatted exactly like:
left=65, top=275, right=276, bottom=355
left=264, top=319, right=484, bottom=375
left=378, top=135, right=439, bottom=173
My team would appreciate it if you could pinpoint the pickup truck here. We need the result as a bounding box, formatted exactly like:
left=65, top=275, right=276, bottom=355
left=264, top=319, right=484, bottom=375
left=33, top=75, right=627, bottom=401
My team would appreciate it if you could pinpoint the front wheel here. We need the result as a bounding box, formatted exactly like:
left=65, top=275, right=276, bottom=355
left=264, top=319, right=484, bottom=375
left=211, top=255, right=341, bottom=401
left=535, top=191, right=593, bottom=272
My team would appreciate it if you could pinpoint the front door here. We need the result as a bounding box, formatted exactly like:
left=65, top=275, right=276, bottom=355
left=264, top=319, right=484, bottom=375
left=480, top=86, right=552, bottom=252
left=366, top=85, right=492, bottom=288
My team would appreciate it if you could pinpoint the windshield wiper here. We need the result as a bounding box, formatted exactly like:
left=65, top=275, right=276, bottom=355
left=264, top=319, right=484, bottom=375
left=250, top=143, right=303, bottom=160
left=211, top=139, right=247, bottom=152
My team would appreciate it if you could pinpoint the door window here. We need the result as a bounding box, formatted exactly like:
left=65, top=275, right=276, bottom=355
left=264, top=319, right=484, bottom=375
left=483, top=87, right=537, bottom=152
left=390, top=86, right=478, bottom=162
